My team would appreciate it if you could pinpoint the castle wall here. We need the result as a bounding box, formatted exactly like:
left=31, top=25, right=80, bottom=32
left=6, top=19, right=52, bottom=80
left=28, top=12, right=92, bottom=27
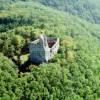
left=29, top=35, right=59, bottom=63
left=29, top=42, right=46, bottom=63
left=49, top=38, right=59, bottom=59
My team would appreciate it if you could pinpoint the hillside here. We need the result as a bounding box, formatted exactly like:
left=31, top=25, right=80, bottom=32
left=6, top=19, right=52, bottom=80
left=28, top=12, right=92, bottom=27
left=36, top=0, right=100, bottom=24
left=1, top=0, right=100, bottom=23
left=0, top=0, right=100, bottom=100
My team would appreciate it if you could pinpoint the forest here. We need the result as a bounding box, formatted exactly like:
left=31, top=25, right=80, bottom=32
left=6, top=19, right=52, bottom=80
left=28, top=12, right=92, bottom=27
left=0, top=0, right=100, bottom=100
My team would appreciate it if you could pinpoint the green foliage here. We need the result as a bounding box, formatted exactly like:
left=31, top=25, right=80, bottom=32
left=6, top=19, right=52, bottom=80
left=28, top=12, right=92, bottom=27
left=37, top=0, right=100, bottom=24
left=0, top=0, right=100, bottom=100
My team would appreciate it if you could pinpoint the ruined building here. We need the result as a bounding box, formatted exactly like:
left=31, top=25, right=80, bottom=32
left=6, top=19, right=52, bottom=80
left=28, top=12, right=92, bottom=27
left=29, top=35, right=59, bottom=64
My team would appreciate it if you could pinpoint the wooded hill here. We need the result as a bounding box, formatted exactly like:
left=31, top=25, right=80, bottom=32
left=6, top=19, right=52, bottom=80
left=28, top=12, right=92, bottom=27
left=0, top=0, right=100, bottom=100
left=37, top=0, right=100, bottom=24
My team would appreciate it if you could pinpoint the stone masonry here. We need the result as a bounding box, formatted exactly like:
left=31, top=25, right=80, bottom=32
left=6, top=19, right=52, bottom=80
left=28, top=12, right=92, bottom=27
left=29, top=35, right=59, bottom=63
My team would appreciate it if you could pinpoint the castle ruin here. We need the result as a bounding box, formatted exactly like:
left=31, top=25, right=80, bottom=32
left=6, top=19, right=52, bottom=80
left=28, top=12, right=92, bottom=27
left=29, top=35, right=59, bottom=64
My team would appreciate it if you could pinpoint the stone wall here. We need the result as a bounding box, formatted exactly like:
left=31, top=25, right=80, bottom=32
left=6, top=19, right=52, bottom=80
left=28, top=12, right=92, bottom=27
left=29, top=35, right=59, bottom=63
left=29, top=41, right=46, bottom=63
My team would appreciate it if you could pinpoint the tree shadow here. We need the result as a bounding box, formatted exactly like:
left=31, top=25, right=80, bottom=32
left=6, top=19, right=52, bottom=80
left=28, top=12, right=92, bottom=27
left=18, top=58, right=40, bottom=73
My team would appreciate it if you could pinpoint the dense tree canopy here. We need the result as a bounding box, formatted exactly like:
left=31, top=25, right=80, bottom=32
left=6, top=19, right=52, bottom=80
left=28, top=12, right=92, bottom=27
left=0, top=0, right=100, bottom=100
left=37, top=0, right=100, bottom=24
